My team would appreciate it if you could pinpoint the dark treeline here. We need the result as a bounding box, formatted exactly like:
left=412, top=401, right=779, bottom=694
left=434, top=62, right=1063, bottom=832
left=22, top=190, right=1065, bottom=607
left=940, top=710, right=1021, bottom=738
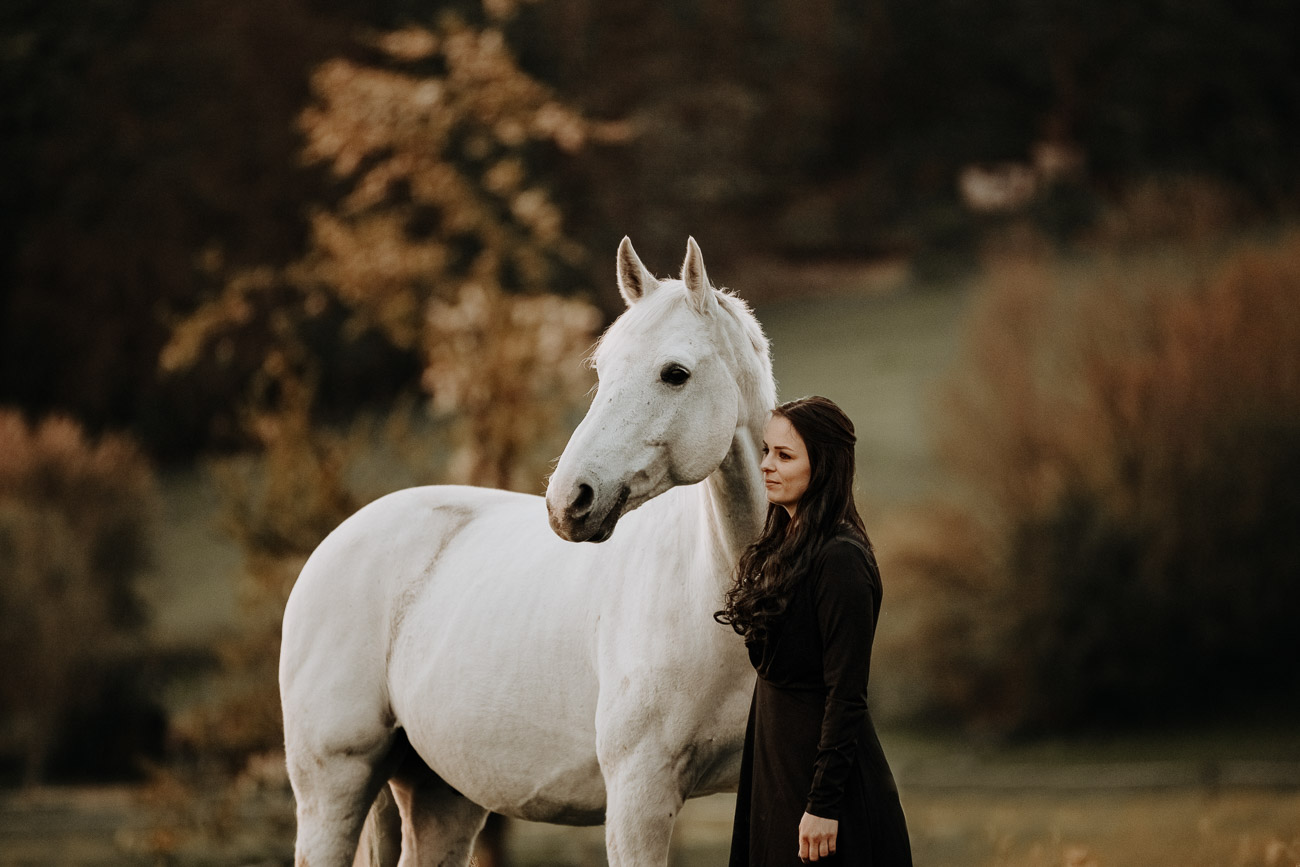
left=3, top=0, right=1299, bottom=456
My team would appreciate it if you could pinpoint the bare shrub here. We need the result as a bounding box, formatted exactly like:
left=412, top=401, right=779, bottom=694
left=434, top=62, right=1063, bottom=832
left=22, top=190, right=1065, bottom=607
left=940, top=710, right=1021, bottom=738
left=1086, top=173, right=1257, bottom=250
left=0, top=411, right=156, bottom=784
left=890, top=232, right=1300, bottom=731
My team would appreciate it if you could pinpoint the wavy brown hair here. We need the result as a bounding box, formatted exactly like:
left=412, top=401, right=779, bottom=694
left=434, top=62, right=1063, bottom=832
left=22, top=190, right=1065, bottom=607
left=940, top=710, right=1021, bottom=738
left=715, top=395, right=873, bottom=644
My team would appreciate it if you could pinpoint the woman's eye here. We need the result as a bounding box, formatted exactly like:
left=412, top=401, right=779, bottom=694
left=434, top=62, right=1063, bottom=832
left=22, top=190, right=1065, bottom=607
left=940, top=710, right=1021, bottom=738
left=660, top=364, right=690, bottom=386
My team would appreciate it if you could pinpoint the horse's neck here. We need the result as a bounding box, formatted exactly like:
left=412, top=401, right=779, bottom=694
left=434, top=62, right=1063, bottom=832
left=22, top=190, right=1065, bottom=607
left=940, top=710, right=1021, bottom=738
left=699, top=417, right=767, bottom=581
left=627, top=416, right=763, bottom=611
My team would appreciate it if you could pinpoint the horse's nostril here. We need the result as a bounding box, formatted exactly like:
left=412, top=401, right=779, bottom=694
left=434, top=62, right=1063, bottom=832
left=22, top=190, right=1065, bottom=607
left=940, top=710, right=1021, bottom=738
left=572, top=483, right=594, bottom=515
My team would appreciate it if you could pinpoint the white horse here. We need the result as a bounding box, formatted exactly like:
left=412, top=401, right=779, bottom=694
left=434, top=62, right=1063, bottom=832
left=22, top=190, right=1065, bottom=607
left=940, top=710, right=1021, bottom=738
left=279, top=237, right=775, bottom=866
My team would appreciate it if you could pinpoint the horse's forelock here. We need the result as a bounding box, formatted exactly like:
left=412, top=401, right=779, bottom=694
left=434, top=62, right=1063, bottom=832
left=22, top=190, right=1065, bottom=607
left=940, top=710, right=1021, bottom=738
left=592, top=280, right=690, bottom=368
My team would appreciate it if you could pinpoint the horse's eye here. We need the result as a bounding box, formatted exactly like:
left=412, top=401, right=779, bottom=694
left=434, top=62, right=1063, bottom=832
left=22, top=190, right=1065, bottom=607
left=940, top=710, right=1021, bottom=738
left=660, top=364, right=691, bottom=386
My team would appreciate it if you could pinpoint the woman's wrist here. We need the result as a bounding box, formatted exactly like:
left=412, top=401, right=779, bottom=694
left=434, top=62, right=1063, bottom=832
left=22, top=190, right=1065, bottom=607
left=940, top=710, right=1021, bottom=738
left=804, top=798, right=840, bottom=822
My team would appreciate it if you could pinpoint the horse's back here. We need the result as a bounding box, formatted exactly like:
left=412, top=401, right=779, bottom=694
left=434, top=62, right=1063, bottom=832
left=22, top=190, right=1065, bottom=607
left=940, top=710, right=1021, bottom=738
left=288, top=483, right=536, bottom=596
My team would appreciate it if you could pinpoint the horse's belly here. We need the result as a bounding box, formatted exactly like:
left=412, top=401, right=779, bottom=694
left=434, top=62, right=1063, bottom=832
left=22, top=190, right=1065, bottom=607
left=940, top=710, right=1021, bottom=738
left=402, top=700, right=607, bottom=824
left=388, top=523, right=608, bottom=821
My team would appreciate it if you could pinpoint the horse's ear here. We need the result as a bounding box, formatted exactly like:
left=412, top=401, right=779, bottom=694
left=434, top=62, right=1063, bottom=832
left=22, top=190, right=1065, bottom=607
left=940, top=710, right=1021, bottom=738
left=617, top=236, right=658, bottom=306
left=681, top=237, right=717, bottom=315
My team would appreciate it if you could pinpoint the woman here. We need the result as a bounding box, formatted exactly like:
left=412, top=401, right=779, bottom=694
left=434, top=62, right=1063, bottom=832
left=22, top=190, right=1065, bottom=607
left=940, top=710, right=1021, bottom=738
left=717, top=396, right=912, bottom=865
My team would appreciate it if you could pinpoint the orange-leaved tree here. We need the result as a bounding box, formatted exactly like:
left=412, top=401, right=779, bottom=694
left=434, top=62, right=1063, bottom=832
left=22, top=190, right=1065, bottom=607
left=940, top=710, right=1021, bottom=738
left=148, top=5, right=601, bottom=858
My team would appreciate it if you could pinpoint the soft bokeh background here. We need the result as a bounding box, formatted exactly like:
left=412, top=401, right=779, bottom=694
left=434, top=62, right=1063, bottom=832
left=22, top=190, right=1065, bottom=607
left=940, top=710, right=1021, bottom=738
left=2, top=0, right=1299, bottom=864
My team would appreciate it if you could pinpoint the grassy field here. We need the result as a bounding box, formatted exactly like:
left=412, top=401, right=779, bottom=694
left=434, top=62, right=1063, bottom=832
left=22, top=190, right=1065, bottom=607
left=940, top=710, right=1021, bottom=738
left=4, top=781, right=1298, bottom=866
left=505, top=788, right=1300, bottom=867
left=500, top=718, right=1300, bottom=867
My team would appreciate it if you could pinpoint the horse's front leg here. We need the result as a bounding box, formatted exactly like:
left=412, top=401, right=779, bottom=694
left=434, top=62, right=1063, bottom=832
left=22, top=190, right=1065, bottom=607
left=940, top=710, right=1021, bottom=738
left=600, top=746, right=686, bottom=867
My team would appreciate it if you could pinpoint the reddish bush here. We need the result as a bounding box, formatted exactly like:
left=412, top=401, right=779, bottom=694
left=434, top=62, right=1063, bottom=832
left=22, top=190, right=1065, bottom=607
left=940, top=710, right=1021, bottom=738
left=891, top=233, right=1300, bottom=731
left=0, top=412, right=157, bottom=782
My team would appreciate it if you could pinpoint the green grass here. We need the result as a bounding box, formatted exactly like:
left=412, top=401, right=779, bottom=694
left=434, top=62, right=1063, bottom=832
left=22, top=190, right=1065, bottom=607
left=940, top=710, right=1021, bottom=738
left=903, top=789, right=1300, bottom=867
left=755, top=284, right=972, bottom=514
left=138, top=464, right=243, bottom=648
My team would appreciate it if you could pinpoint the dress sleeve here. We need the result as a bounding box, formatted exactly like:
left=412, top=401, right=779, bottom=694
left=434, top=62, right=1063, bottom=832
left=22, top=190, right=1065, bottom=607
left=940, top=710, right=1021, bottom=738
left=805, top=539, right=876, bottom=820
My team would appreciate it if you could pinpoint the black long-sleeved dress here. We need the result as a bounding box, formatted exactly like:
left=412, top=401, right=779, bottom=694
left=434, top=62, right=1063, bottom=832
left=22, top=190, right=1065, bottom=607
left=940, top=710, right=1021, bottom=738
left=728, top=533, right=912, bottom=866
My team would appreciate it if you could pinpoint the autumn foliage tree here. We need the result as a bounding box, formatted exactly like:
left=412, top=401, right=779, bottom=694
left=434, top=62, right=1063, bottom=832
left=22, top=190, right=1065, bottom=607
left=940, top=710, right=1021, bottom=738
left=147, top=7, right=599, bottom=856
left=164, top=9, right=603, bottom=492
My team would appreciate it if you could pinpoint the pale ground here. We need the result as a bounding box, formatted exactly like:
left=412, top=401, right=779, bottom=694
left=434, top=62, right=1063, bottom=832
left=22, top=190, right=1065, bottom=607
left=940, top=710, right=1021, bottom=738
left=506, top=787, right=1300, bottom=867
left=4, top=783, right=1299, bottom=866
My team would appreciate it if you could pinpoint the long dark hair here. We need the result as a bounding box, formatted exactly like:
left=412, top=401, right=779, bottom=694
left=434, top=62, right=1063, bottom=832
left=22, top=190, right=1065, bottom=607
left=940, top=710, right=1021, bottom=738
left=715, top=395, right=872, bottom=644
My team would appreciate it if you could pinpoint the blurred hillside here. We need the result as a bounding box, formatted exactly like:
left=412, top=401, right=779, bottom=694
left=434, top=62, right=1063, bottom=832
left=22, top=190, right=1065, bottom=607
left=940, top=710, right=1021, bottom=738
left=4, top=0, right=1300, bottom=455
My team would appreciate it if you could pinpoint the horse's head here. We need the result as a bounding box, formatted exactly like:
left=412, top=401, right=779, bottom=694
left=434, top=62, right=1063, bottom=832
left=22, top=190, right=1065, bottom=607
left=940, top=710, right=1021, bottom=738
left=547, top=237, right=772, bottom=543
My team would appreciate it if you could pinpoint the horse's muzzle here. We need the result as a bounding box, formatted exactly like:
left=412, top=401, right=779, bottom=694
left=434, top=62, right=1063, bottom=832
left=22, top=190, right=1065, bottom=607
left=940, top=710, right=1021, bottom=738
left=547, top=483, right=629, bottom=543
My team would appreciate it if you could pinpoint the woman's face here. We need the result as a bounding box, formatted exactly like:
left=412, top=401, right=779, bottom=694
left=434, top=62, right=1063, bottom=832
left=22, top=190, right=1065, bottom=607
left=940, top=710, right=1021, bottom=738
left=761, top=414, right=811, bottom=516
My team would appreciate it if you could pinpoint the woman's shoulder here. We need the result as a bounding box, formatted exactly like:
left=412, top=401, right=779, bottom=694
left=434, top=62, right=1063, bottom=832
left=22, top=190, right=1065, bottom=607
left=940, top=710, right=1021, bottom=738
left=820, top=527, right=874, bottom=563
left=812, top=530, right=878, bottom=587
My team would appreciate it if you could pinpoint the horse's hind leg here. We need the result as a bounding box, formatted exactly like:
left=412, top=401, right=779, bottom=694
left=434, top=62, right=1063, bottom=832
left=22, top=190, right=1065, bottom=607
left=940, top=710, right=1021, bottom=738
left=389, top=773, right=489, bottom=867
left=286, top=732, right=394, bottom=867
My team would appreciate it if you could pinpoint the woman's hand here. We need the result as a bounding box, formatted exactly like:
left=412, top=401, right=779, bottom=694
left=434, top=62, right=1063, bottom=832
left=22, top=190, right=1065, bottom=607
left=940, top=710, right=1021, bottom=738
left=798, top=811, right=838, bottom=862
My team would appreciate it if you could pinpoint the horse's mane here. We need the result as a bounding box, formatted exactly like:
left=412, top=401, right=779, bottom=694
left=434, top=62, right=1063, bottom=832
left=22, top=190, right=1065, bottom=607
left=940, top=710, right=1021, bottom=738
left=715, top=287, right=777, bottom=416
left=592, top=281, right=776, bottom=417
